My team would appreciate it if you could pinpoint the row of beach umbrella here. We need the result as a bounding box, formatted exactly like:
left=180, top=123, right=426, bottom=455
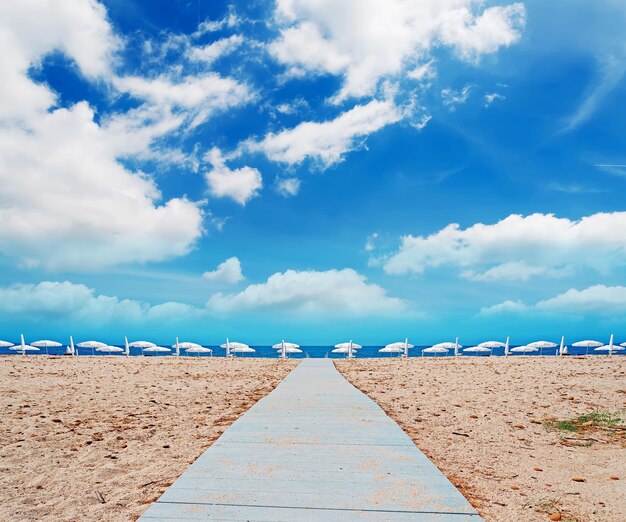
left=1, top=335, right=624, bottom=358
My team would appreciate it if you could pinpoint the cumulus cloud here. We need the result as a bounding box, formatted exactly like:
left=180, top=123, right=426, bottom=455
left=384, top=212, right=626, bottom=281
left=482, top=285, right=626, bottom=316
left=0, top=281, right=147, bottom=325
left=269, top=0, right=525, bottom=101
left=248, top=99, right=401, bottom=167
left=205, top=148, right=263, bottom=205
left=0, top=0, right=120, bottom=124
left=207, top=268, right=406, bottom=316
left=202, top=257, right=245, bottom=284
left=0, top=1, right=216, bottom=271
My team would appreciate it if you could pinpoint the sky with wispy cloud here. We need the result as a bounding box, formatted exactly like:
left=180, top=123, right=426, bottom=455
left=0, top=0, right=625, bottom=344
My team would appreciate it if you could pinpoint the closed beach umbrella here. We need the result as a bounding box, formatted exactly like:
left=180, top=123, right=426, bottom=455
left=65, top=336, right=76, bottom=356
left=333, top=340, right=360, bottom=358
left=0, top=340, right=15, bottom=348
left=128, top=341, right=156, bottom=349
left=124, top=337, right=130, bottom=356
left=142, top=346, right=171, bottom=355
left=558, top=336, right=568, bottom=356
left=463, top=346, right=492, bottom=355
left=504, top=336, right=510, bottom=356
left=32, top=340, right=62, bottom=355
left=510, top=345, right=539, bottom=353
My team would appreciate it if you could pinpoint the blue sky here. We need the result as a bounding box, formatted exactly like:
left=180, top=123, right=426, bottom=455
left=0, top=0, right=625, bottom=345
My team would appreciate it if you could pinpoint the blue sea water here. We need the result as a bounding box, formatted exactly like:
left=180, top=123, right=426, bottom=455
left=0, top=344, right=623, bottom=358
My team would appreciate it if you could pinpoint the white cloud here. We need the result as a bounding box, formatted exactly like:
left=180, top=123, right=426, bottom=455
left=365, top=232, right=379, bottom=252
left=276, top=178, right=301, bottom=197
left=480, top=299, right=527, bottom=315
left=484, top=92, right=506, bottom=107
left=0, top=0, right=120, bottom=124
left=205, top=148, right=263, bottom=205
left=384, top=212, right=626, bottom=281
left=187, top=34, right=243, bottom=63
left=202, top=257, right=245, bottom=284
left=536, top=285, right=626, bottom=314
left=441, top=84, right=472, bottom=110
left=0, top=281, right=147, bottom=325
left=194, top=13, right=240, bottom=36
left=114, top=73, right=252, bottom=129
left=408, top=59, right=437, bottom=82
left=248, top=99, right=401, bottom=167
left=269, top=0, right=525, bottom=101
left=482, top=285, right=626, bottom=316
left=207, top=268, right=406, bottom=316
left=0, top=2, right=208, bottom=271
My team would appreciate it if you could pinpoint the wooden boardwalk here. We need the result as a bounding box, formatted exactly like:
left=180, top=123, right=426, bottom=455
left=139, top=358, right=483, bottom=521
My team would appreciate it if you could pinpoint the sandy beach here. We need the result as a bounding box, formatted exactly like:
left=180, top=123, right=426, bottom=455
left=336, top=356, right=626, bottom=522
left=0, top=356, right=296, bottom=521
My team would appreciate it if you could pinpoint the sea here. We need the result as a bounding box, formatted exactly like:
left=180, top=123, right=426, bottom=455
left=0, top=344, right=622, bottom=358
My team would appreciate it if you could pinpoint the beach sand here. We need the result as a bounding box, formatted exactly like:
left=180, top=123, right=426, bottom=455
left=336, top=356, right=626, bottom=522
left=0, top=356, right=296, bottom=521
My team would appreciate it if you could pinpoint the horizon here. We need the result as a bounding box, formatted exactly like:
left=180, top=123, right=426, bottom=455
left=1, top=0, right=625, bottom=344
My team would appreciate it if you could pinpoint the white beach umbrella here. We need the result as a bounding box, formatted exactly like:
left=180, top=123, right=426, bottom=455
left=621, top=342, right=626, bottom=348
left=478, top=341, right=506, bottom=348
left=333, top=340, right=360, bottom=358
left=220, top=339, right=253, bottom=356
left=572, top=340, right=603, bottom=348
left=381, top=339, right=414, bottom=356
left=510, top=345, right=539, bottom=353
left=9, top=334, right=39, bottom=353
left=128, top=340, right=156, bottom=349
left=95, top=345, right=125, bottom=353
left=124, top=336, right=130, bottom=356
left=431, top=341, right=462, bottom=350
left=142, top=346, right=171, bottom=354
left=31, top=340, right=62, bottom=355
left=0, top=340, right=15, bottom=348
left=527, top=341, right=558, bottom=349
left=504, top=336, right=510, bottom=356
left=272, top=341, right=301, bottom=358
left=594, top=334, right=624, bottom=354
left=379, top=345, right=403, bottom=353
left=558, top=336, right=568, bottom=356
left=422, top=346, right=449, bottom=355
left=76, top=340, right=106, bottom=355
left=76, top=340, right=106, bottom=348
left=175, top=341, right=207, bottom=350
left=185, top=346, right=213, bottom=354
left=230, top=345, right=255, bottom=353
left=463, top=346, right=492, bottom=354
